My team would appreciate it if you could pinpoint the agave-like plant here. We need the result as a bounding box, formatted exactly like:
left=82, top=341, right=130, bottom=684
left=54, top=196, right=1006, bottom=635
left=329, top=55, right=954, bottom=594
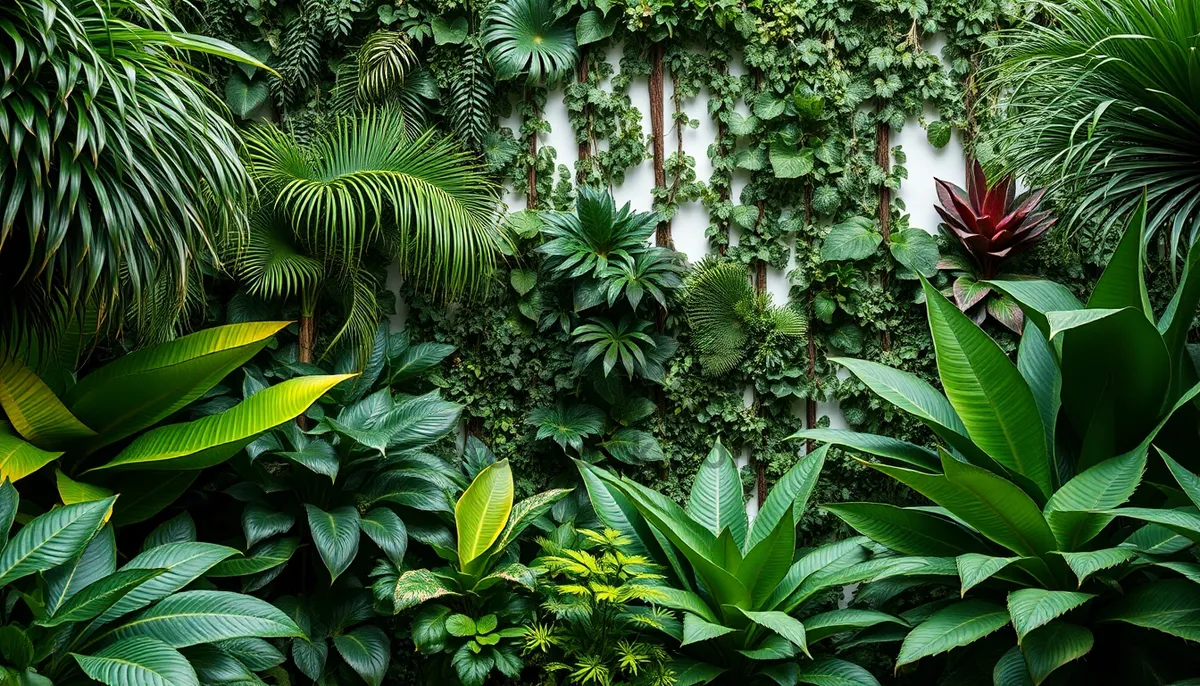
left=579, top=442, right=895, bottom=685
left=237, top=107, right=504, bottom=361
left=985, top=0, right=1200, bottom=258
left=934, top=160, right=1056, bottom=332
left=0, top=0, right=266, bottom=346
left=481, top=0, right=578, bottom=83
left=796, top=197, right=1200, bottom=683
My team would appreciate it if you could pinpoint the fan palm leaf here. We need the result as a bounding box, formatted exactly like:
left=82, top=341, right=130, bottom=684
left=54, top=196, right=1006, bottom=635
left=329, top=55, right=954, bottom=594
left=481, top=0, right=578, bottom=83
left=234, top=208, right=325, bottom=306
left=244, top=107, right=504, bottom=297
left=985, top=0, right=1200, bottom=259
left=0, top=0, right=264, bottom=346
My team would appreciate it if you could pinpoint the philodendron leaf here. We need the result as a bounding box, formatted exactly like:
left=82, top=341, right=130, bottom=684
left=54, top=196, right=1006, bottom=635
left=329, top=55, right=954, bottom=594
left=896, top=600, right=1010, bottom=668
left=333, top=625, right=390, bottom=686
left=305, top=505, right=361, bottom=582
left=73, top=636, right=199, bottom=686
left=0, top=496, right=115, bottom=586
left=822, top=217, right=881, bottom=262
left=456, top=460, right=513, bottom=574
left=360, top=508, right=408, bottom=566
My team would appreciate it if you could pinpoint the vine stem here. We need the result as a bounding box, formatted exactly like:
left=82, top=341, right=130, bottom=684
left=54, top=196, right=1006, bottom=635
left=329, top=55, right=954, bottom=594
left=804, top=185, right=817, bottom=454
left=752, top=69, right=768, bottom=508
left=650, top=43, right=669, bottom=247
left=577, top=46, right=591, bottom=183
left=875, top=114, right=893, bottom=353
left=527, top=85, right=538, bottom=208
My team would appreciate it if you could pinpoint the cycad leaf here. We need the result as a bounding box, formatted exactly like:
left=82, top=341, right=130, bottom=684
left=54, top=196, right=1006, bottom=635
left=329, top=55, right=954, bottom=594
left=104, top=591, right=303, bottom=647
left=896, top=600, right=1009, bottom=667
left=0, top=496, right=115, bottom=586
left=455, top=459, right=513, bottom=573
left=90, top=375, right=353, bottom=472
left=73, top=637, right=198, bottom=686
left=305, top=504, right=361, bottom=582
left=65, top=322, right=290, bottom=447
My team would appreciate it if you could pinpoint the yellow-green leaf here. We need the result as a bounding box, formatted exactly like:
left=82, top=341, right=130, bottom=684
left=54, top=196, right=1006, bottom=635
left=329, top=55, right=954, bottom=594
left=0, top=359, right=95, bottom=449
left=0, top=422, right=62, bottom=483
left=455, top=459, right=513, bottom=573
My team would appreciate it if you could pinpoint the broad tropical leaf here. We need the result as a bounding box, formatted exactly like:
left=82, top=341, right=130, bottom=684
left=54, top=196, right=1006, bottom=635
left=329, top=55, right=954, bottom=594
left=896, top=600, right=1010, bottom=667
left=1007, top=589, right=1094, bottom=642
left=456, top=460, right=513, bottom=573
left=0, top=496, right=115, bottom=586
left=73, top=637, right=199, bottom=686
left=687, top=442, right=747, bottom=543
left=333, top=625, right=390, bottom=686
left=305, top=504, right=361, bottom=582
left=103, top=591, right=303, bottom=647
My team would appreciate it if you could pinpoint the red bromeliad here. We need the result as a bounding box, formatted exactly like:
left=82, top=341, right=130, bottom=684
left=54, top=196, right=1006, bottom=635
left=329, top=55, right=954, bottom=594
left=934, top=160, right=1056, bottom=332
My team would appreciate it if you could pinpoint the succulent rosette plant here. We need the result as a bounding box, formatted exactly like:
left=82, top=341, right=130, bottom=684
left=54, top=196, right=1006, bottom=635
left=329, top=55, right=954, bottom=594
left=934, top=160, right=1057, bottom=332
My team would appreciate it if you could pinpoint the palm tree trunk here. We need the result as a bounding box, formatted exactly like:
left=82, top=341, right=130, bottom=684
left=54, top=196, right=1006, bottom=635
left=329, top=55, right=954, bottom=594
left=298, top=315, right=315, bottom=364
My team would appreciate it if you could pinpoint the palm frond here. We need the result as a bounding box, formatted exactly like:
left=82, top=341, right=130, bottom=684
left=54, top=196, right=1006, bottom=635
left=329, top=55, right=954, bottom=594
left=233, top=208, right=325, bottom=304
left=985, top=0, right=1200, bottom=258
left=245, top=107, right=505, bottom=297
left=481, top=0, right=578, bottom=84
left=333, top=31, right=420, bottom=113
left=685, top=260, right=754, bottom=375
left=325, top=268, right=381, bottom=359
left=447, top=37, right=496, bottom=150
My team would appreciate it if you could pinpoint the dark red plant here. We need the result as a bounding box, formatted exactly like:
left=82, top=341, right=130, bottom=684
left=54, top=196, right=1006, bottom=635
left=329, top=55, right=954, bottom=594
left=935, top=160, right=1056, bottom=279
left=934, top=160, right=1057, bottom=333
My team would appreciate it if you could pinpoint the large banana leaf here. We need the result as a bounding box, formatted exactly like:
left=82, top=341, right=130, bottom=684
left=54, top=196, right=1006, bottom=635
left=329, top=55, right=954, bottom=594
left=0, top=422, right=63, bottom=483
left=823, top=503, right=990, bottom=556
left=73, top=636, right=199, bottom=686
left=64, top=322, right=291, bottom=448
left=90, top=543, right=239, bottom=627
left=0, top=496, right=115, bottom=586
left=686, top=442, right=747, bottom=544
left=102, top=590, right=303, bottom=647
left=922, top=278, right=1051, bottom=498
left=88, top=374, right=353, bottom=472
left=456, top=460, right=513, bottom=575
left=0, top=360, right=95, bottom=449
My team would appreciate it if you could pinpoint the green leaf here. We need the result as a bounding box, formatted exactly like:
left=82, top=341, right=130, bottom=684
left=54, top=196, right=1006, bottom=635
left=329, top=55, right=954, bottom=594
left=681, top=613, right=734, bottom=646
left=769, top=142, right=814, bottom=179
left=91, top=375, right=352, bottom=472
left=305, top=505, right=360, bottom=582
left=0, top=359, right=96, bottom=449
left=360, top=508, right=407, bottom=566
left=445, top=614, right=477, bottom=637
left=825, top=503, right=987, bottom=557
left=0, top=423, right=63, bottom=483
left=509, top=268, right=537, bottom=296
left=207, top=537, right=299, bottom=578
left=821, top=217, right=881, bottom=261
left=738, top=504, right=796, bottom=607
left=600, top=428, right=664, bottom=464
left=527, top=404, right=604, bottom=452
left=225, top=72, right=269, bottom=118
left=790, top=429, right=938, bottom=472
left=456, top=460, right=513, bottom=574
left=104, top=590, right=303, bottom=647
left=1007, top=589, right=1094, bottom=642
left=390, top=569, right=459, bottom=612
left=1100, top=579, right=1200, bottom=641
left=41, top=569, right=165, bottom=627
left=804, top=609, right=906, bottom=644
left=333, top=625, right=390, bottom=686
left=56, top=470, right=113, bottom=505
left=1059, top=548, right=1137, bottom=586
left=686, top=441, right=747, bottom=543
left=0, top=479, right=16, bottom=542
left=73, top=637, right=198, bottom=686
left=0, top=496, right=114, bottom=586
left=181, top=645, right=258, bottom=684
left=274, top=441, right=339, bottom=481
left=215, top=637, right=284, bottom=671
left=452, top=641, right=493, bottom=686
left=92, top=542, right=239, bottom=627
left=0, top=626, right=32, bottom=670
left=994, top=645, right=1033, bottom=686
left=793, top=656, right=882, bottom=686
left=142, top=514, right=196, bottom=551
left=671, top=658, right=726, bottom=686
left=1020, top=623, right=1092, bottom=685
left=927, top=120, right=952, bottom=148
left=412, top=605, right=452, bottom=652
left=65, top=322, right=290, bottom=448
left=737, top=609, right=810, bottom=657
left=889, top=228, right=939, bottom=278
left=45, top=524, right=116, bottom=614
left=575, top=10, right=615, bottom=46
left=983, top=279, right=1083, bottom=340
left=243, top=504, right=295, bottom=549
left=748, top=445, right=825, bottom=550
left=956, top=554, right=1022, bottom=595
left=753, top=92, right=786, bottom=119
left=922, top=279, right=1051, bottom=497
left=431, top=16, right=468, bottom=45
left=1017, top=324, right=1060, bottom=461
left=1088, top=199, right=1151, bottom=315
left=896, top=600, right=1010, bottom=667
left=108, top=472, right=200, bottom=527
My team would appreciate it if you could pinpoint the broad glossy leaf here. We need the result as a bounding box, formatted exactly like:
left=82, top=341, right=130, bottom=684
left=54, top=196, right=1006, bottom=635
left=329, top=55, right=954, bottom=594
left=654, top=587, right=719, bottom=624
left=41, top=569, right=165, bottom=627
left=681, top=613, right=734, bottom=646
left=1162, top=449, right=1200, bottom=510
left=1017, top=324, right=1060, bottom=461
left=142, top=514, right=197, bottom=552
left=0, top=496, right=114, bottom=586
left=391, top=569, right=459, bottom=611
left=896, top=600, right=1009, bottom=667
left=576, top=460, right=662, bottom=562
left=214, top=637, right=285, bottom=671
left=1021, top=622, right=1092, bottom=685
left=825, top=503, right=989, bottom=556
left=56, top=470, right=113, bottom=505
left=456, top=460, right=513, bottom=573
left=956, top=554, right=1022, bottom=595
left=66, top=322, right=290, bottom=447
left=831, top=357, right=965, bottom=434
left=748, top=445, right=826, bottom=550
left=1100, top=579, right=1200, bottom=641
left=364, top=472, right=449, bottom=512
left=1105, top=506, right=1200, bottom=541
left=73, top=636, right=198, bottom=686
left=90, top=374, right=353, bottom=472
left=922, top=279, right=1051, bottom=497
left=600, top=427, right=664, bottom=464
left=360, top=508, right=407, bottom=566
left=107, top=472, right=200, bottom=526
left=1158, top=236, right=1200, bottom=396
left=738, top=504, right=796, bottom=607
left=789, top=429, right=937, bottom=472
left=305, top=505, right=360, bottom=582
left=488, top=488, right=572, bottom=561
left=803, top=609, right=906, bottom=644
left=687, top=441, right=747, bottom=543
left=671, top=658, right=725, bottom=686
left=1087, top=199, right=1150, bottom=314
left=984, top=279, right=1083, bottom=338
left=333, top=625, right=389, bottom=686
left=242, top=504, right=295, bottom=548
left=1044, top=447, right=1144, bottom=550
left=0, top=359, right=95, bottom=449
left=0, top=480, right=16, bottom=542
left=92, top=543, right=239, bottom=627
left=180, top=644, right=258, bottom=684
left=1007, top=589, right=1093, bottom=641
left=1058, top=548, right=1137, bottom=586
left=45, top=524, right=116, bottom=614
left=737, top=609, right=810, bottom=657
left=793, top=656, right=882, bottom=686
left=994, top=645, right=1033, bottom=686
left=207, top=537, right=299, bottom=577
left=0, top=422, right=63, bottom=483
left=275, top=441, right=339, bottom=481
left=105, top=590, right=303, bottom=647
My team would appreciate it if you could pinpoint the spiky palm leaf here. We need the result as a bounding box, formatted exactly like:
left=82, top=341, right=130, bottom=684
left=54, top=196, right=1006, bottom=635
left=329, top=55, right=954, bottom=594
left=0, top=0, right=263, bottom=346
left=333, top=31, right=421, bottom=116
left=244, top=107, right=504, bottom=298
left=481, top=0, right=578, bottom=83
left=685, top=261, right=754, bottom=375
left=447, top=37, right=496, bottom=150
left=536, top=187, right=659, bottom=280
left=986, top=0, right=1200, bottom=258
left=233, top=208, right=325, bottom=307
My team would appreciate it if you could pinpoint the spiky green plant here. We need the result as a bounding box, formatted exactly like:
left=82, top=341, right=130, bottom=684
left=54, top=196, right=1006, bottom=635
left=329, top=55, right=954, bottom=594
left=481, top=0, right=578, bottom=83
left=0, top=0, right=265, bottom=346
left=985, top=0, right=1200, bottom=258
